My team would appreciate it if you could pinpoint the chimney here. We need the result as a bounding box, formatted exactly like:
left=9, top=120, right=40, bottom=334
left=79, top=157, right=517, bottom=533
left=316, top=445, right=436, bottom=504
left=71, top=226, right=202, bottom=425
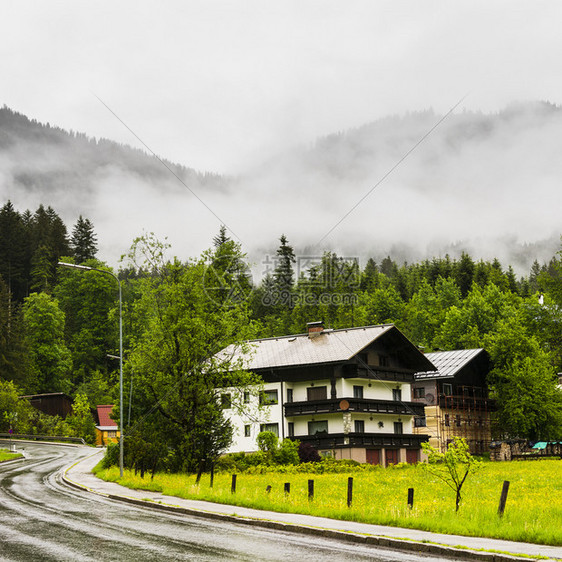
left=307, top=321, right=324, bottom=338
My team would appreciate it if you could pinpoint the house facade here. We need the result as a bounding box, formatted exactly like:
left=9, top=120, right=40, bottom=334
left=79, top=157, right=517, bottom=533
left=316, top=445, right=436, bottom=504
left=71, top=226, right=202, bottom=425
left=412, top=349, right=494, bottom=454
left=94, top=404, right=120, bottom=447
left=220, top=322, right=434, bottom=465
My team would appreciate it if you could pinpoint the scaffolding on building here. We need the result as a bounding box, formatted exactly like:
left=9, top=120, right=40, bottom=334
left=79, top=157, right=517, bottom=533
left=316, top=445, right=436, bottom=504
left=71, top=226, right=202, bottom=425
left=433, top=385, right=494, bottom=454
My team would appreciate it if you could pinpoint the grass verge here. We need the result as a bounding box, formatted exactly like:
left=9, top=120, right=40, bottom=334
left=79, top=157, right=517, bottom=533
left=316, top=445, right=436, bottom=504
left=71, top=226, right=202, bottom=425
left=0, top=447, right=23, bottom=462
left=93, top=459, right=562, bottom=546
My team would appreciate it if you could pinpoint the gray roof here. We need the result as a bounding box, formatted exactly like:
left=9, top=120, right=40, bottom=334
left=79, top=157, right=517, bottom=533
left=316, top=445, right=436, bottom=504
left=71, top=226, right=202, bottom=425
left=221, top=324, right=434, bottom=370
left=222, top=325, right=396, bottom=370
left=415, top=349, right=484, bottom=379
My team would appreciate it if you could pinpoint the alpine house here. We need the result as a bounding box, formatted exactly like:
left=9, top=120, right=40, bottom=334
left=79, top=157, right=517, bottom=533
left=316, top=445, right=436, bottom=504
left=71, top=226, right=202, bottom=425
left=218, top=322, right=435, bottom=465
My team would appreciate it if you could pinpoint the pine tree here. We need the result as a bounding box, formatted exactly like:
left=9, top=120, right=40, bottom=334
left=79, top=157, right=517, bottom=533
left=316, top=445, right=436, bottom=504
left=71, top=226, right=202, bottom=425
left=70, top=216, right=98, bottom=263
left=455, top=252, right=475, bottom=297
left=360, top=258, right=379, bottom=291
left=30, top=244, right=54, bottom=293
left=0, top=202, right=26, bottom=300
left=213, top=224, right=229, bottom=248
left=274, top=234, right=296, bottom=295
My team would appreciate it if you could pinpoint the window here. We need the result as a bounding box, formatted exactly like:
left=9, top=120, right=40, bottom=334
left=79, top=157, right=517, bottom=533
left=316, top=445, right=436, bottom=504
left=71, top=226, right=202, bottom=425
left=442, top=383, right=453, bottom=396
left=307, top=386, right=327, bottom=401
left=244, top=425, right=251, bottom=437
left=353, top=385, right=364, bottom=399
left=455, top=414, right=461, bottom=427
left=221, top=393, right=231, bottom=409
left=414, top=416, right=427, bottom=427
left=107, top=430, right=117, bottom=438
left=392, top=388, right=402, bottom=402
left=379, top=354, right=389, bottom=367
left=393, top=422, right=403, bottom=435
left=260, top=389, right=278, bottom=405
left=308, top=420, right=328, bottom=435
left=413, top=387, right=425, bottom=399
left=260, top=423, right=279, bottom=436
left=243, top=391, right=250, bottom=404
left=354, top=420, right=365, bottom=433
left=444, top=414, right=450, bottom=427
left=288, top=422, right=294, bottom=437
left=286, top=388, right=293, bottom=403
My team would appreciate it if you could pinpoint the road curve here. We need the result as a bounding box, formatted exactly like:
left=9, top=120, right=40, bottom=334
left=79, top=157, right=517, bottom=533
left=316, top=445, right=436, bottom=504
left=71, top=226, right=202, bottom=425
left=0, top=442, right=448, bottom=561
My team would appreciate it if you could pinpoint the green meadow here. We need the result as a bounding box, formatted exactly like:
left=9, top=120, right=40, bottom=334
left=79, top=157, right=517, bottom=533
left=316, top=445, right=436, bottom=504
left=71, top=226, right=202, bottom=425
left=94, top=459, right=562, bottom=546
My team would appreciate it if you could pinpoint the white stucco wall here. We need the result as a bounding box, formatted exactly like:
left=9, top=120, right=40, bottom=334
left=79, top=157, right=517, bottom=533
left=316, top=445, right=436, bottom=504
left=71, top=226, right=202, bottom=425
left=222, top=377, right=415, bottom=454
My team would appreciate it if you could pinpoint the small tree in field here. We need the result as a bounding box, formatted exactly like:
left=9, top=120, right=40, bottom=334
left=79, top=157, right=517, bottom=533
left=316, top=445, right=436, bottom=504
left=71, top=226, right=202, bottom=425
left=422, top=437, right=481, bottom=512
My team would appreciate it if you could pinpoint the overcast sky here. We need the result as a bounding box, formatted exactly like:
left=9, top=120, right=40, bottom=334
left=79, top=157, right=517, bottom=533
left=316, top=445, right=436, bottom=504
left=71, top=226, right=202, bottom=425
left=2, top=2, right=562, bottom=271
left=3, top=1, right=562, bottom=174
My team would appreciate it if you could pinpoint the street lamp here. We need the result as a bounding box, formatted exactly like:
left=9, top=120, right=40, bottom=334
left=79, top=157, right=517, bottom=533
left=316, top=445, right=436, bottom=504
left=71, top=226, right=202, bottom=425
left=58, top=262, right=124, bottom=477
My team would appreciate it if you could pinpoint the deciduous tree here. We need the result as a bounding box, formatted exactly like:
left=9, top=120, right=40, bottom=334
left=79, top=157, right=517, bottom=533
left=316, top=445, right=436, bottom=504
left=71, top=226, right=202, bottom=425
left=23, top=292, right=72, bottom=393
left=124, top=235, right=259, bottom=473
left=422, top=437, right=481, bottom=512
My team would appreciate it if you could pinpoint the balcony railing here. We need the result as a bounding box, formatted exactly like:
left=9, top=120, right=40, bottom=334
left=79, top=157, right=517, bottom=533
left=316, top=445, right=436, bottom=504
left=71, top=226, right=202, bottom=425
left=342, top=364, right=415, bottom=382
left=292, top=432, right=429, bottom=449
left=438, top=394, right=496, bottom=412
left=284, top=398, right=425, bottom=417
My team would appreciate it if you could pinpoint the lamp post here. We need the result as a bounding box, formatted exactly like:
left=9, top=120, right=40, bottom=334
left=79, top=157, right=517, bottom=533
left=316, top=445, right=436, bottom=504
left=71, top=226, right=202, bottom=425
left=58, top=262, right=124, bottom=477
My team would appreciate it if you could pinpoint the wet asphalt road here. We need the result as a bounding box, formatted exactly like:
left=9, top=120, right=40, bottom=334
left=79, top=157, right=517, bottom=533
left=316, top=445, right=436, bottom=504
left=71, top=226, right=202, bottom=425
left=0, top=442, right=450, bottom=561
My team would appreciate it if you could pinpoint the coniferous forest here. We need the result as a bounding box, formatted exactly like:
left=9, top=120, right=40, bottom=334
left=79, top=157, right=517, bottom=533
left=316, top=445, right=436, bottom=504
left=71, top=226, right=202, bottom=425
left=1, top=198, right=561, bottom=468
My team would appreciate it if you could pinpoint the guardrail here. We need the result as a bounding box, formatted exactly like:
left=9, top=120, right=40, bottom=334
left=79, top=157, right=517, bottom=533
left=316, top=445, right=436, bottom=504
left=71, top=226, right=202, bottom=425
left=0, top=433, right=86, bottom=445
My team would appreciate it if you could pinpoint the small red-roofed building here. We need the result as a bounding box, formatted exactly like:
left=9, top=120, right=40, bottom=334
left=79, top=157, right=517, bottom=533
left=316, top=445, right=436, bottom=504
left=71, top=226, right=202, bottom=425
left=95, top=405, right=120, bottom=446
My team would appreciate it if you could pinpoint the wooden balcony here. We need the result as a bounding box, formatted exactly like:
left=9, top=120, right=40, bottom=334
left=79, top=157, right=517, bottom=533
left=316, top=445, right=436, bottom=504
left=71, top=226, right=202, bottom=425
left=292, top=432, right=429, bottom=449
left=284, top=398, right=425, bottom=417
left=342, top=364, right=415, bottom=383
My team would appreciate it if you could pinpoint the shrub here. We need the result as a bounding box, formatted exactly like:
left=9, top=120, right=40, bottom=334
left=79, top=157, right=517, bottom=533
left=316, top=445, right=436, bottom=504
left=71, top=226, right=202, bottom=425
left=257, top=431, right=278, bottom=455
left=101, top=441, right=120, bottom=469
left=274, top=438, right=300, bottom=465
left=298, top=442, right=321, bottom=463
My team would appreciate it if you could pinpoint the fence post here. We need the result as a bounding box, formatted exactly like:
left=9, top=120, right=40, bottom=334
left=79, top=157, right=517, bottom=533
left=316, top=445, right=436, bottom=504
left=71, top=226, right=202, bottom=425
left=407, top=487, right=414, bottom=509
left=231, top=473, right=237, bottom=494
left=498, top=480, right=510, bottom=517
left=347, top=477, right=353, bottom=508
left=210, top=464, right=215, bottom=488
left=308, top=479, right=314, bottom=501
left=284, top=482, right=290, bottom=495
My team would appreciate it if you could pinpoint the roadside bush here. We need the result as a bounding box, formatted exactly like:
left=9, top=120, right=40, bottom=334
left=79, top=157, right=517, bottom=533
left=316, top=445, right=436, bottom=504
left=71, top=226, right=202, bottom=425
left=29, top=411, right=73, bottom=437
left=101, top=441, right=119, bottom=469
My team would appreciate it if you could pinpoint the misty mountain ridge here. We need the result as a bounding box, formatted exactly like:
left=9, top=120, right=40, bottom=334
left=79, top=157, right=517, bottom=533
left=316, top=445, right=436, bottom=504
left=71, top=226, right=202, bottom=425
left=0, top=105, right=228, bottom=199
left=1, top=102, right=561, bottom=272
